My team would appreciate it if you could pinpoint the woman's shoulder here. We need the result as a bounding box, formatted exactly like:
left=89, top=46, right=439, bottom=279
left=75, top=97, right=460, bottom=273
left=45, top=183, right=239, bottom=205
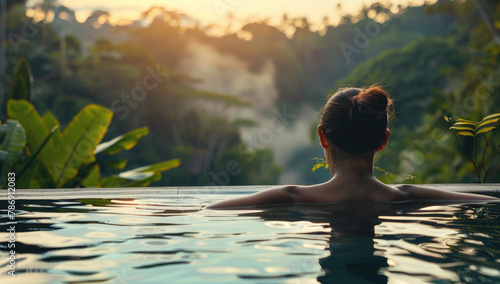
left=393, top=184, right=498, bottom=201
left=206, top=185, right=299, bottom=209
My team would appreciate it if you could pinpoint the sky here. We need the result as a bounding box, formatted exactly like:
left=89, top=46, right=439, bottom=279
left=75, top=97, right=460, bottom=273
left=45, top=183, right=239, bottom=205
left=53, top=0, right=435, bottom=27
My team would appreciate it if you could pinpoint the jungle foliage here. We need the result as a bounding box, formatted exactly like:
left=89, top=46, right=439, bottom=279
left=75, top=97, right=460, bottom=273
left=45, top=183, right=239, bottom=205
left=1, top=58, right=180, bottom=188
left=2, top=0, right=500, bottom=186
left=448, top=113, right=500, bottom=183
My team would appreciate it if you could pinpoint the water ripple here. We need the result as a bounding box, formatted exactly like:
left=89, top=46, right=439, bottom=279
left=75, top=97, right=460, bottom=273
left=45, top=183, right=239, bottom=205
left=0, top=198, right=499, bottom=283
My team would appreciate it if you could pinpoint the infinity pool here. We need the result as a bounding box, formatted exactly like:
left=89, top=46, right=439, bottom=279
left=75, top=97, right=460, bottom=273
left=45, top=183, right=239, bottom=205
left=1, top=187, right=500, bottom=283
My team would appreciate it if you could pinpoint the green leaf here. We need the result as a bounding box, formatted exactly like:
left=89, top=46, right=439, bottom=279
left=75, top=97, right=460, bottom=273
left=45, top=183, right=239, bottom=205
left=312, top=161, right=328, bottom=172
left=95, top=127, right=149, bottom=155
left=476, top=117, right=500, bottom=130
left=481, top=113, right=500, bottom=121
left=0, top=120, right=27, bottom=184
left=17, top=125, right=58, bottom=181
left=452, top=121, right=477, bottom=126
left=100, top=176, right=124, bottom=187
left=312, top=163, right=324, bottom=172
left=10, top=76, right=28, bottom=101
left=119, top=171, right=156, bottom=181
left=101, top=159, right=180, bottom=187
left=456, top=118, right=476, bottom=123
left=450, top=113, right=500, bottom=138
left=16, top=163, right=39, bottom=189
left=43, top=111, right=62, bottom=146
left=404, top=175, right=417, bottom=180
left=10, top=58, right=32, bottom=101
left=52, top=104, right=113, bottom=187
left=30, top=178, right=42, bottom=189
left=375, top=167, right=395, bottom=184
left=102, top=159, right=128, bottom=170
left=476, top=126, right=496, bottom=136
left=312, top=158, right=329, bottom=172
left=449, top=126, right=475, bottom=132
left=81, top=164, right=100, bottom=187
left=7, top=100, right=57, bottom=186
left=385, top=172, right=396, bottom=184
left=128, top=159, right=181, bottom=173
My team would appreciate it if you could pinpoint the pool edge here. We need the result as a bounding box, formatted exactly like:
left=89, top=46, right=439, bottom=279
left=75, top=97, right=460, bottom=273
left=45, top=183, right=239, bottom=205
left=1, top=184, right=500, bottom=200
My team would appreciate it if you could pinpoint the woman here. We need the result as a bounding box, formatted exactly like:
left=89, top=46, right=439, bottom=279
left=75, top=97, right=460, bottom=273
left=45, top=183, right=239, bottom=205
left=207, top=86, right=497, bottom=209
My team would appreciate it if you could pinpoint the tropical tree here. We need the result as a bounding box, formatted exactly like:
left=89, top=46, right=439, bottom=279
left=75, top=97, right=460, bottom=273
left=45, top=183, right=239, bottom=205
left=2, top=58, right=180, bottom=188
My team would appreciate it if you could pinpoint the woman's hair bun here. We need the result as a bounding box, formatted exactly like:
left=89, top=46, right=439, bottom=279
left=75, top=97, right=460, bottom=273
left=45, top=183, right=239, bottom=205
left=320, top=85, right=393, bottom=154
left=351, top=86, right=392, bottom=118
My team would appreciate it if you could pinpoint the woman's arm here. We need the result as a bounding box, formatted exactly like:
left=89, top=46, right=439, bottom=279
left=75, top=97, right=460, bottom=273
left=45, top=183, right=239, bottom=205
left=396, top=185, right=499, bottom=201
left=206, top=186, right=298, bottom=209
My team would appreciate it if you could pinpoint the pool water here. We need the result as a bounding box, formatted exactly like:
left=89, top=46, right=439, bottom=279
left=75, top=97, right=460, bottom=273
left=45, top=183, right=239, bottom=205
left=1, top=195, right=500, bottom=283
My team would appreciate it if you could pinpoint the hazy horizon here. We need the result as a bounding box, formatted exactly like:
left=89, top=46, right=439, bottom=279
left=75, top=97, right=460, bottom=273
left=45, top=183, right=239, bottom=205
left=32, top=0, right=436, bottom=28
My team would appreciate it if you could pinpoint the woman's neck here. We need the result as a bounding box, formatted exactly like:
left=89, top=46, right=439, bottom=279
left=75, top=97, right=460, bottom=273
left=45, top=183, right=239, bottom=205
left=324, top=156, right=390, bottom=202
left=329, top=156, right=375, bottom=181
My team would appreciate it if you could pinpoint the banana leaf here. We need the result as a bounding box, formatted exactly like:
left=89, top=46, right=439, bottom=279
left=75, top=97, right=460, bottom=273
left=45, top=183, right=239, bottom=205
left=7, top=100, right=57, bottom=186
left=16, top=163, right=39, bottom=189
left=17, top=125, right=59, bottom=183
left=100, top=159, right=180, bottom=187
left=102, top=159, right=128, bottom=170
left=43, top=111, right=62, bottom=146
left=0, top=120, right=26, bottom=185
left=95, top=127, right=149, bottom=155
left=126, top=159, right=181, bottom=173
left=52, top=104, right=113, bottom=187
left=81, top=164, right=100, bottom=187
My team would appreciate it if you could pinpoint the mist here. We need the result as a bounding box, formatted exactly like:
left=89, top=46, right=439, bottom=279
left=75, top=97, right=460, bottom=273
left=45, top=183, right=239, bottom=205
left=179, top=41, right=326, bottom=184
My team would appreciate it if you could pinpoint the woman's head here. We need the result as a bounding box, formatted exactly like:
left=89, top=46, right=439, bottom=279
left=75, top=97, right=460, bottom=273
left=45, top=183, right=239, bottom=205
left=319, top=85, right=393, bottom=158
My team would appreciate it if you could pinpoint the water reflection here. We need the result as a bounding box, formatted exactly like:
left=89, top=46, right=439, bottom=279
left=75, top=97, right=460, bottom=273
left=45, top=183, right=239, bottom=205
left=1, top=198, right=499, bottom=283
left=235, top=201, right=500, bottom=283
left=233, top=203, right=402, bottom=283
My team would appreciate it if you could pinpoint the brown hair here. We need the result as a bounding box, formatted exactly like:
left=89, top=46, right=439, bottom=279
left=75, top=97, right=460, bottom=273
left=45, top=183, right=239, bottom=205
left=320, top=85, right=393, bottom=155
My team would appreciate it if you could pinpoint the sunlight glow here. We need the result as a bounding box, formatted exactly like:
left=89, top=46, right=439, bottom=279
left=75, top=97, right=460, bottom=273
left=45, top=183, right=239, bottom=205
left=52, top=0, right=436, bottom=30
